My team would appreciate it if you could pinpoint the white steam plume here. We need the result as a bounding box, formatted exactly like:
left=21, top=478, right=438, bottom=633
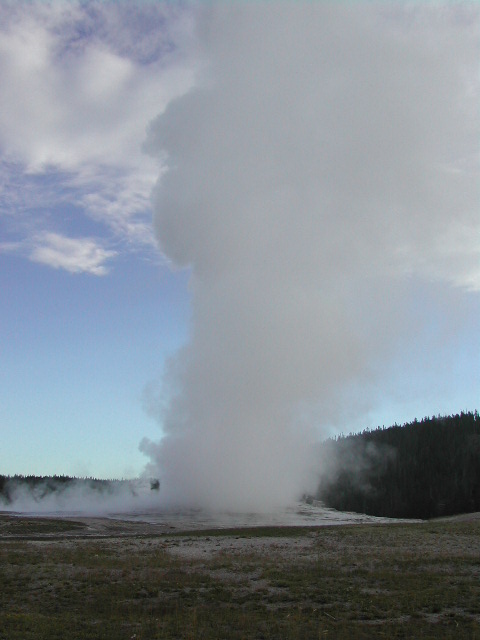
left=142, top=4, right=479, bottom=511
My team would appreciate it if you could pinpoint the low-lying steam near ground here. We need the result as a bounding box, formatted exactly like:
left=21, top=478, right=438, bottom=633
left=140, top=4, right=480, bottom=510
left=0, top=475, right=421, bottom=528
left=0, top=477, right=161, bottom=516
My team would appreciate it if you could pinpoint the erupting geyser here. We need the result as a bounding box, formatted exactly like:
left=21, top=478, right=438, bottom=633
left=141, top=4, right=479, bottom=511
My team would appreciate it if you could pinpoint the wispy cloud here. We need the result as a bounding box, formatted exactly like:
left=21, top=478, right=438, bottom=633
left=0, top=1, right=198, bottom=273
left=2, top=232, right=117, bottom=275
left=29, top=232, right=116, bottom=275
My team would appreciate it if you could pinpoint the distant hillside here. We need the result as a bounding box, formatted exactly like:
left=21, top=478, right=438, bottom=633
left=316, top=411, right=480, bottom=519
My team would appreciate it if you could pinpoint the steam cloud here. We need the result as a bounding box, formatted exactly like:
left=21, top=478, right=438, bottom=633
left=142, top=4, right=479, bottom=511
left=1, top=479, right=160, bottom=516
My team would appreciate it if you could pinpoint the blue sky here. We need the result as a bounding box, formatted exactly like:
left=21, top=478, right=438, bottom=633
left=0, top=1, right=195, bottom=477
left=1, top=2, right=479, bottom=483
left=1, top=250, right=190, bottom=478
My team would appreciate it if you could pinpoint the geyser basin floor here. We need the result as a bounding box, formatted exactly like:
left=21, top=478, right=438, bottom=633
left=0, top=502, right=422, bottom=531
left=1, top=513, right=479, bottom=639
left=105, top=501, right=423, bottom=530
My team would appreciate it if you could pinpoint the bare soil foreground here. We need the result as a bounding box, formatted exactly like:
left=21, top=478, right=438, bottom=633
left=1, top=513, right=479, bottom=639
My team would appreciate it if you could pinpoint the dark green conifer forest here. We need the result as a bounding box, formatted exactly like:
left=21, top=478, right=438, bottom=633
left=316, top=411, right=480, bottom=519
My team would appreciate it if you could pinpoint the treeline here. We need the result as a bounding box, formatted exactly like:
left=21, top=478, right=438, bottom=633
left=0, top=475, right=125, bottom=506
left=316, top=411, right=480, bottom=520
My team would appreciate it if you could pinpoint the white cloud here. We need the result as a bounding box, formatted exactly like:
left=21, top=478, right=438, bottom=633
left=29, top=232, right=116, bottom=275
left=0, top=1, right=198, bottom=271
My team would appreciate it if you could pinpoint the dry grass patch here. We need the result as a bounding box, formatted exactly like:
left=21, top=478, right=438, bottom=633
left=0, top=515, right=479, bottom=638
